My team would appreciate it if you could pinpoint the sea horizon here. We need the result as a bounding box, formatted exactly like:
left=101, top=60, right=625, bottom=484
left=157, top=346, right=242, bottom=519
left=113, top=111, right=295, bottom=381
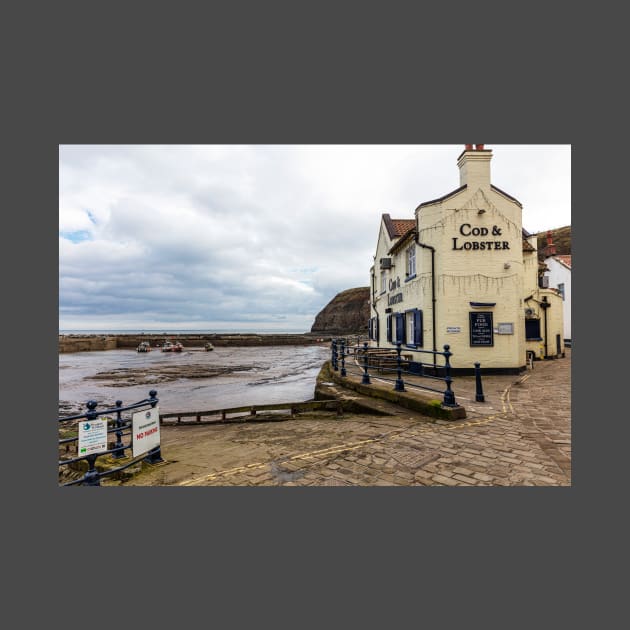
left=59, top=328, right=311, bottom=335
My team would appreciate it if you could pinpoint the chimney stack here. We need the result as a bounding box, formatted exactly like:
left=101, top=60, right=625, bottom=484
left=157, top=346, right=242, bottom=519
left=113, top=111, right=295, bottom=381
left=545, top=230, right=556, bottom=256
left=458, top=144, right=492, bottom=188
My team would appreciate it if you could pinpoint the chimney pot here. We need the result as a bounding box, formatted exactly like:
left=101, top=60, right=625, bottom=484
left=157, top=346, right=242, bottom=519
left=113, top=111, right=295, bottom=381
left=465, top=144, right=473, bottom=150
left=475, top=144, right=484, bottom=150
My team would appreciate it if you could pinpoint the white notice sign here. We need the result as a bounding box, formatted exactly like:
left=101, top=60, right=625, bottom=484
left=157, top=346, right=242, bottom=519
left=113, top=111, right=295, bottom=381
left=446, top=327, right=461, bottom=333
left=132, top=407, right=160, bottom=457
left=78, top=418, right=108, bottom=456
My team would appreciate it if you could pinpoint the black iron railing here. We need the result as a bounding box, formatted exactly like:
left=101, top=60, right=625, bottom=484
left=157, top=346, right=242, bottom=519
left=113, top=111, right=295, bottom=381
left=332, top=340, right=482, bottom=408
left=58, top=389, right=162, bottom=486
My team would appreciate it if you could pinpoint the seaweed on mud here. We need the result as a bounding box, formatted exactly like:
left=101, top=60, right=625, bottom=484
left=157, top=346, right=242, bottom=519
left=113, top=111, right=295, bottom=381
left=85, top=363, right=257, bottom=386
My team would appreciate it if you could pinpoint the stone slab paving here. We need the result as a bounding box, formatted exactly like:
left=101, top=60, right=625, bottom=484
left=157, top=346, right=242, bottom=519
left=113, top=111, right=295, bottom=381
left=115, top=350, right=571, bottom=487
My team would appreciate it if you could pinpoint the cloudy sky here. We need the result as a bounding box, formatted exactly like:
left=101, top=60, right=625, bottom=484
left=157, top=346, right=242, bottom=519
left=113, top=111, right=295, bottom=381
left=59, top=144, right=571, bottom=332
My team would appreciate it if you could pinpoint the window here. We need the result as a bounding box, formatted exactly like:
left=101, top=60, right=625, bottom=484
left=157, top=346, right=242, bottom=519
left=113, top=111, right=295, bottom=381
left=404, top=309, right=423, bottom=347
left=395, top=313, right=406, bottom=344
left=406, top=245, right=416, bottom=277
left=525, top=318, right=542, bottom=340
left=558, top=283, right=565, bottom=300
left=386, top=314, right=392, bottom=342
left=381, top=270, right=387, bottom=294
left=369, top=317, right=379, bottom=341
left=407, top=312, right=414, bottom=344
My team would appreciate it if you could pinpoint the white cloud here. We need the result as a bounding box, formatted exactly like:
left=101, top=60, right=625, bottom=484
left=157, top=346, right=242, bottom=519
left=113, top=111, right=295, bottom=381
left=59, top=144, right=571, bottom=330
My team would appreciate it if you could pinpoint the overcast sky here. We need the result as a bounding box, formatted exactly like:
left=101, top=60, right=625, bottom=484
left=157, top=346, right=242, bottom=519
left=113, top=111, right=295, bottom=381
left=59, top=144, right=571, bottom=332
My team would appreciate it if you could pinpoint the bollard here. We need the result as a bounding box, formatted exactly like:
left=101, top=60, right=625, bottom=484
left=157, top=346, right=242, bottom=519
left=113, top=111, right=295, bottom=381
left=394, top=342, right=405, bottom=391
left=340, top=339, right=346, bottom=377
left=442, top=345, right=457, bottom=407
left=474, top=362, right=485, bottom=402
left=82, top=454, right=101, bottom=486
left=112, top=399, right=125, bottom=459
left=362, top=342, right=371, bottom=384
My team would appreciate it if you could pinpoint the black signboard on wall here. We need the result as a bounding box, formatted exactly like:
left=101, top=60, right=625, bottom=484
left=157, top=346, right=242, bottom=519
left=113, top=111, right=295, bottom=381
left=469, top=311, right=494, bottom=346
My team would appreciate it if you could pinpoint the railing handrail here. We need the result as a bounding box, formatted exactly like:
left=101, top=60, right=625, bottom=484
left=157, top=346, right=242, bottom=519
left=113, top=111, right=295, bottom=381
left=344, top=343, right=449, bottom=360
left=331, top=339, right=464, bottom=408
left=58, top=396, right=158, bottom=423
left=58, top=389, right=161, bottom=486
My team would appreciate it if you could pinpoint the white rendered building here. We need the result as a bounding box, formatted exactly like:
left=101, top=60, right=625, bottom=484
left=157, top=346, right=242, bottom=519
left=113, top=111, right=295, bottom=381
left=368, top=145, right=565, bottom=373
left=543, top=253, right=571, bottom=344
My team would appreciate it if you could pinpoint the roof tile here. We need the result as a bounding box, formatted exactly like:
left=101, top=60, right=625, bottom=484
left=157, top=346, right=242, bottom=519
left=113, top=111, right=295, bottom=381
left=555, top=255, right=572, bottom=269
left=391, top=219, right=415, bottom=238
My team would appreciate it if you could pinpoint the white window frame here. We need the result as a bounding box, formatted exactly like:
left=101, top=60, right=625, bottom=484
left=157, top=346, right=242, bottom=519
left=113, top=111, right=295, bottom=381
left=406, top=245, right=416, bottom=277
left=406, top=311, right=415, bottom=343
left=381, top=270, right=387, bottom=294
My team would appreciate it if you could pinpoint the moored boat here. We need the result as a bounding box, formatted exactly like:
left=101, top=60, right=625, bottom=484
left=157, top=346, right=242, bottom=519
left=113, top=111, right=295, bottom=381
left=137, top=341, right=152, bottom=352
left=162, top=340, right=183, bottom=352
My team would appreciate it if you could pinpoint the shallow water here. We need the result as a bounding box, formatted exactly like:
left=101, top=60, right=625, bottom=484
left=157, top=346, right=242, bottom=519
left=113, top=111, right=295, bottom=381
left=58, top=345, right=331, bottom=417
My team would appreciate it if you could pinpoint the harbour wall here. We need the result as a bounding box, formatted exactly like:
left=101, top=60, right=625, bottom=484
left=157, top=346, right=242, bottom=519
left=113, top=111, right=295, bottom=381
left=59, top=333, right=338, bottom=353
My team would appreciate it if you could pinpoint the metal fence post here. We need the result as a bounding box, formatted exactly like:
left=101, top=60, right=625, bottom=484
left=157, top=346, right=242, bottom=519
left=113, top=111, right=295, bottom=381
left=442, top=345, right=457, bottom=407
left=362, top=342, right=371, bottom=384
left=81, top=400, right=101, bottom=486
left=340, top=339, right=346, bottom=377
left=332, top=339, right=338, bottom=371
left=143, top=389, right=164, bottom=464
left=474, top=362, right=485, bottom=402
left=394, top=342, right=405, bottom=391
left=112, top=399, right=125, bottom=459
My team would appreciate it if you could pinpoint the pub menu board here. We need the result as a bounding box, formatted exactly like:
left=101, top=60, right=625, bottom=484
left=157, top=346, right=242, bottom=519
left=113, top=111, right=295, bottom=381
left=469, top=311, right=494, bottom=346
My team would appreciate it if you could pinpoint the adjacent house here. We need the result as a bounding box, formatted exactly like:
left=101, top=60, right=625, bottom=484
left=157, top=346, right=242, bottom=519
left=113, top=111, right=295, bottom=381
left=542, top=240, right=571, bottom=345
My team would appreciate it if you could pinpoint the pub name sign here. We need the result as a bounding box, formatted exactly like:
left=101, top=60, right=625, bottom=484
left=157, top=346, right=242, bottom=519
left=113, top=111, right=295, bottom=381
left=452, top=223, right=510, bottom=251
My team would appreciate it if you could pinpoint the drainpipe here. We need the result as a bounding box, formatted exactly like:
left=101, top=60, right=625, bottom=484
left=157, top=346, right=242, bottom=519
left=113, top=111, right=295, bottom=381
left=371, top=270, right=376, bottom=308
left=540, top=295, right=550, bottom=358
left=370, top=270, right=376, bottom=344
left=416, top=236, right=437, bottom=368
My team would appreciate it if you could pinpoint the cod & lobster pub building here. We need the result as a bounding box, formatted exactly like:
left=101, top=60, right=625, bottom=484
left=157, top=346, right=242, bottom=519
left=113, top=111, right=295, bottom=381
left=368, top=145, right=565, bottom=373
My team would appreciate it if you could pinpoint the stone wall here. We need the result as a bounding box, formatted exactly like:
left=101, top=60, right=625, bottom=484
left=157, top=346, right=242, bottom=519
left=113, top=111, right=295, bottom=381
left=58, top=336, right=118, bottom=353
left=59, top=333, right=331, bottom=353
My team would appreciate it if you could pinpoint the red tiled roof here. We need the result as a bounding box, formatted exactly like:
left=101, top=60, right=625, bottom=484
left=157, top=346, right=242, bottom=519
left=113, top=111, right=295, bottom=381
left=391, top=219, right=415, bottom=238
left=555, top=255, right=571, bottom=269
left=383, top=214, right=415, bottom=240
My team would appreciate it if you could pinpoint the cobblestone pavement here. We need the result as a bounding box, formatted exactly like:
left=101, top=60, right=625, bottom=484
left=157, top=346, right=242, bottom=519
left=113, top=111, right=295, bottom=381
left=117, top=350, right=571, bottom=487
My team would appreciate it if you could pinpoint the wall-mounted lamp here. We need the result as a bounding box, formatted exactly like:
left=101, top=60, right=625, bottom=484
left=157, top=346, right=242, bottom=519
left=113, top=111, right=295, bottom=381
left=504, top=262, right=511, bottom=269
left=478, top=209, right=486, bottom=215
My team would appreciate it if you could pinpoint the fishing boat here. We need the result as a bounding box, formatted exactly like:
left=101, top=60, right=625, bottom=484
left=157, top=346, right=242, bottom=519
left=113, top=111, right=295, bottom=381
left=161, top=340, right=183, bottom=352
left=204, top=342, right=214, bottom=351
left=137, top=341, right=152, bottom=352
